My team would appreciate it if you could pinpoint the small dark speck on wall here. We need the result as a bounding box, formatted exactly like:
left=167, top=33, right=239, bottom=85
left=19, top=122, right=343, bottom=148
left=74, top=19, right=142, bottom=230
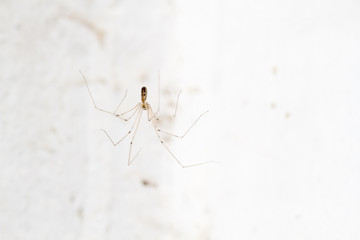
left=141, top=179, right=157, bottom=188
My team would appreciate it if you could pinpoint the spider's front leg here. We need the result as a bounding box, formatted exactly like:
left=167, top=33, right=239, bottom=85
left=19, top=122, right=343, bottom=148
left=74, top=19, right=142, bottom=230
left=80, top=71, right=129, bottom=121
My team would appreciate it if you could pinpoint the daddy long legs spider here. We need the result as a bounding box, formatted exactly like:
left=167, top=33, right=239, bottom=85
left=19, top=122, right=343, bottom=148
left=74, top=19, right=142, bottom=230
left=81, top=71, right=214, bottom=168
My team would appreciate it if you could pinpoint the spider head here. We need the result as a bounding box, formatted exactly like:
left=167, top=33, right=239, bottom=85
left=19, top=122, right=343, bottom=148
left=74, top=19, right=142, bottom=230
left=141, top=86, right=147, bottom=103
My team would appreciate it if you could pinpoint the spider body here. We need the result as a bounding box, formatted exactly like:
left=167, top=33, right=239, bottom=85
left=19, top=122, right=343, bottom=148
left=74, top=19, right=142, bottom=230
left=141, top=86, right=147, bottom=110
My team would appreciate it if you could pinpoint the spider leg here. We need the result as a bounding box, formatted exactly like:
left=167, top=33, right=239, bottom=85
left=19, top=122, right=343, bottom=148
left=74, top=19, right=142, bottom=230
left=149, top=88, right=181, bottom=121
left=116, top=103, right=142, bottom=121
left=81, top=71, right=129, bottom=121
left=148, top=106, right=214, bottom=168
left=146, top=103, right=151, bottom=121
left=128, top=109, right=143, bottom=166
left=113, top=90, right=128, bottom=114
left=101, top=106, right=141, bottom=146
left=173, top=89, right=182, bottom=118
left=157, top=110, right=209, bottom=138
left=149, top=71, right=161, bottom=121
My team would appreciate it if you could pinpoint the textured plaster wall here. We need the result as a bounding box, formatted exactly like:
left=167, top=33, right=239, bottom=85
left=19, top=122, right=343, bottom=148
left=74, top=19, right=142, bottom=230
left=0, top=0, right=360, bottom=239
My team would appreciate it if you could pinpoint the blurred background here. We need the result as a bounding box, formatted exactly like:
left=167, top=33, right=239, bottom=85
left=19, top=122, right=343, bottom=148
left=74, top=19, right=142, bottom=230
left=0, top=0, right=359, bottom=239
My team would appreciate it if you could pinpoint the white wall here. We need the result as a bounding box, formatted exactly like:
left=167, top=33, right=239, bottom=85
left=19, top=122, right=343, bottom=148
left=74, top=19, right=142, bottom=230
left=1, top=0, right=359, bottom=239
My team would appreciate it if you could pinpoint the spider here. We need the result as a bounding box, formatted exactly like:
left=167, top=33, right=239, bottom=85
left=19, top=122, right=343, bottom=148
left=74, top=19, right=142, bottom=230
left=81, top=71, right=213, bottom=168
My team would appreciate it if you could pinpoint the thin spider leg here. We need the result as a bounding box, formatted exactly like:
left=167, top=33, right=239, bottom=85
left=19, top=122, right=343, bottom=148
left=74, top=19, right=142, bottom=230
left=129, top=148, right=143, bottom=166
left=116, top=103, right=141, bottom=121
left=173, top=90, right=182, bottom=118
left=128, top=109, right=143, bottom=166
left=150, top=89, right=181, bottom=121
left=113, top=89, right=128, bottom=114
left=149, top=71, right=161, bottom=121
left=149, top=108, right=159, bottom=121
left=101, top=106, right=141, bottom=146
left=80, top=71, right=129, bottom=121
left=147, top=103, right=151, bottom=121
left=157, top=70, right=160, bottom=114
left=157, top=110, right=209, bottom=138
left=148, top=106, right=214, bottom=168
